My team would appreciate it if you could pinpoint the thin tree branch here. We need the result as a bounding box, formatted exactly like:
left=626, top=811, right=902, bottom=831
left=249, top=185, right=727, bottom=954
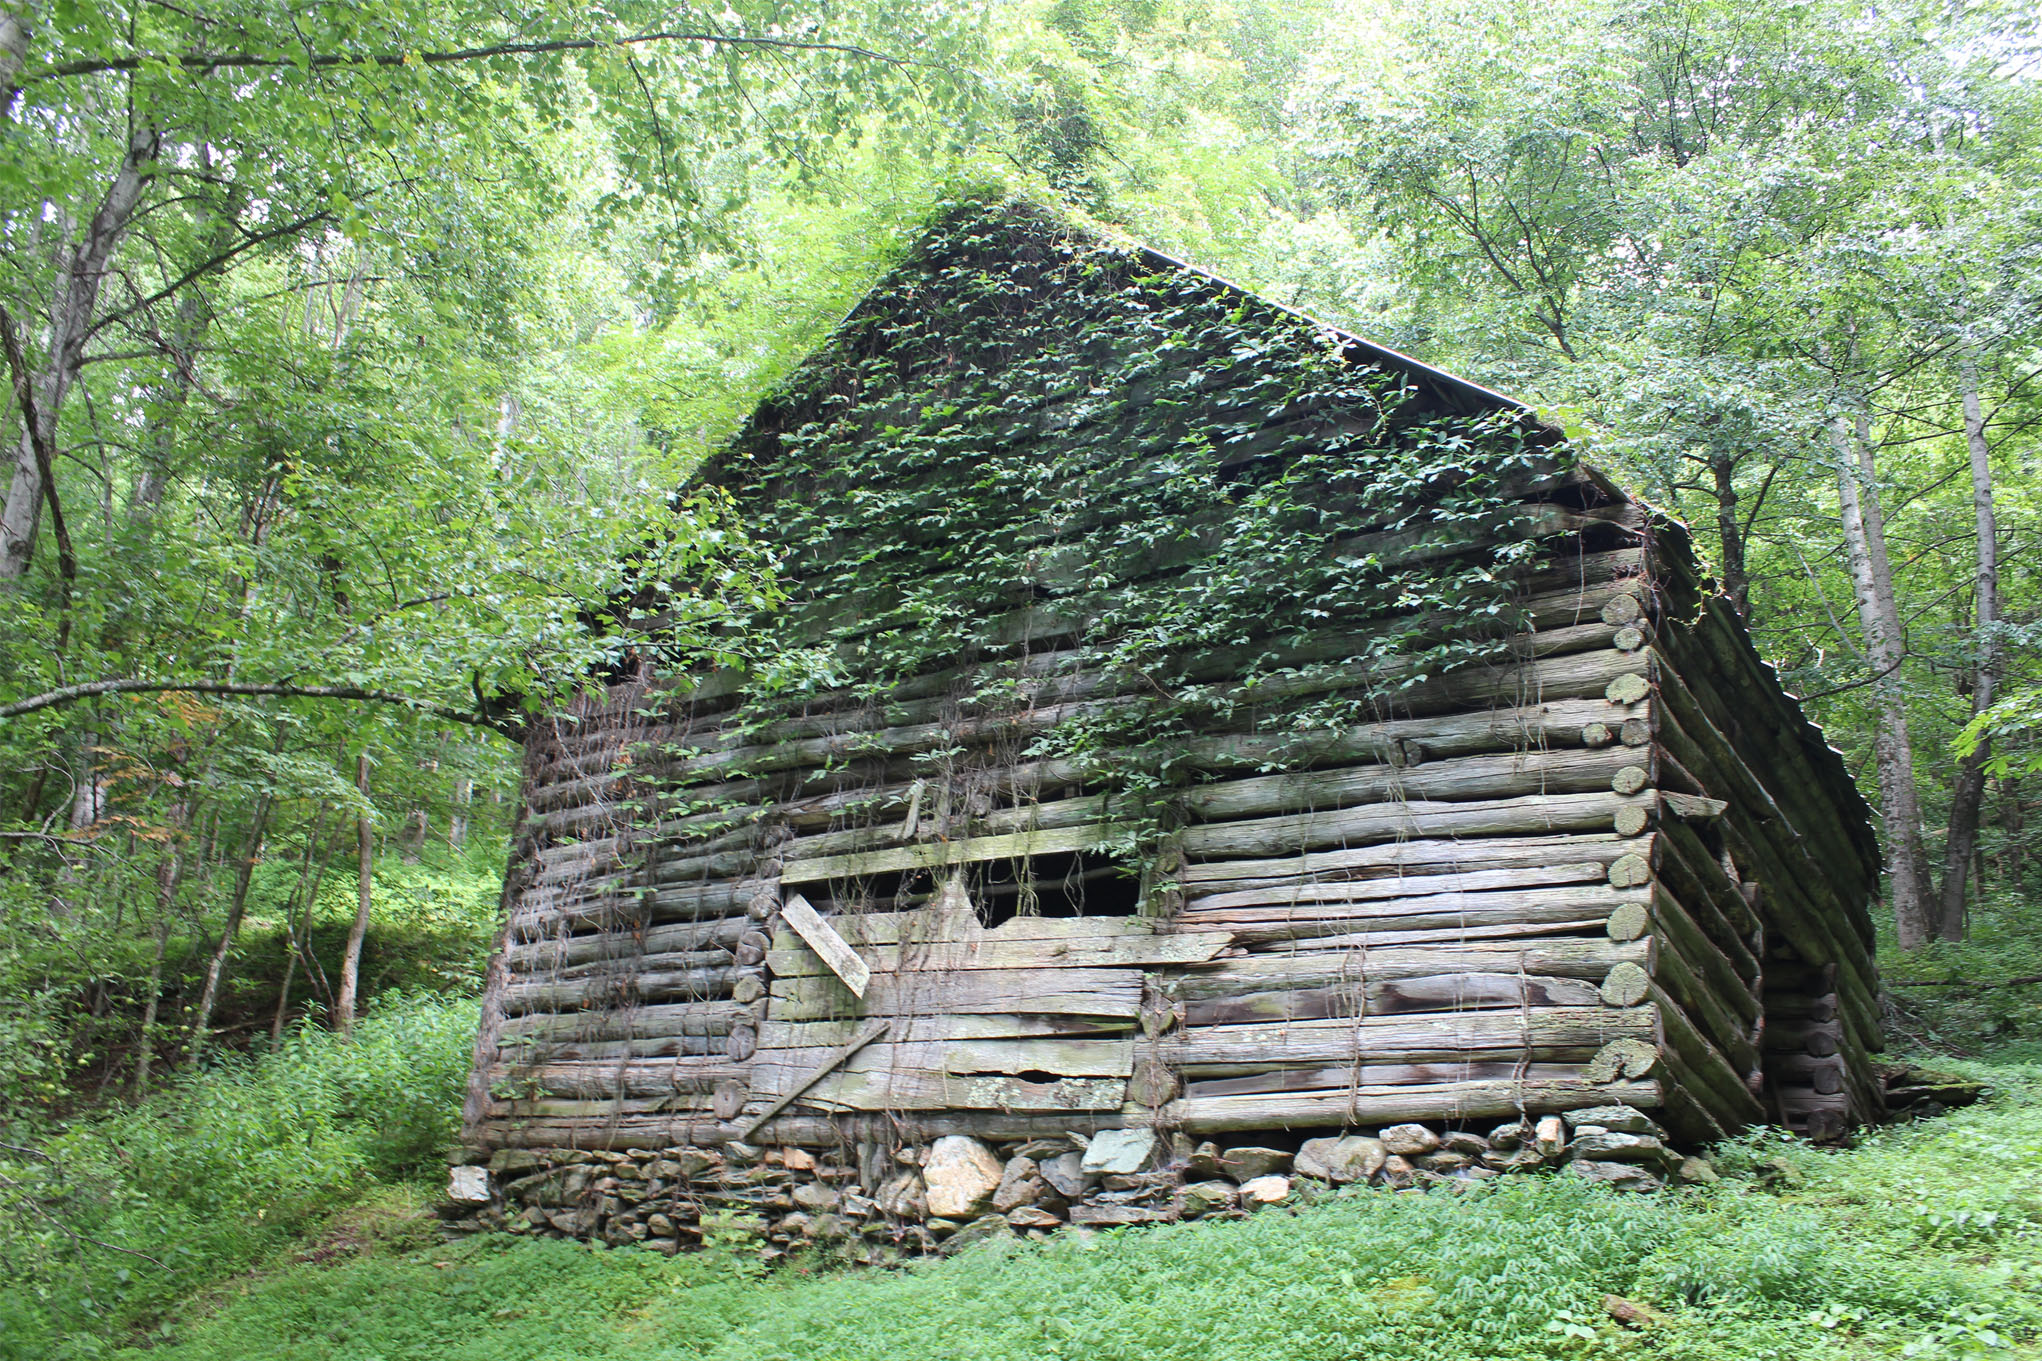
left=29, top=31, right=915, bottom=82
left=0, top=678, right=523, bottom=737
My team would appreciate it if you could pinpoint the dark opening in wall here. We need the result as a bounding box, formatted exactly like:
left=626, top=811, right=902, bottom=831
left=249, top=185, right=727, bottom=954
left=808, top=851, right=1143, bottom=925
left=973, top=851, right=1141, bottom=926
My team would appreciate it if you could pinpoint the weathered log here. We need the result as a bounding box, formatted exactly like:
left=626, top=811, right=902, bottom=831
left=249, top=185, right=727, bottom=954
left=1184, top=860, right=1611, bottom=911
left=1651, top=815, right=1761, bottom=951
left=1183, top=1060, right=1586, bottom=1098
left=1762, top=1018, right=1841, bottom=1057
left=1178, top=790, right=1655, bottom=861
left=503, top=915, right=748, bottom=969
left=1648, top=982, right=1765, bottom=1129
left=1161, top=1077, right=1664, bottom=1133
left=1181, top=883, right=1647, bottom=936
left=1650, top=882, right=1759, bottom=1029
left=495, top=999, right=747, bottom=1043
left=1161, top=1005, right=1655, bottom=1073
left=500, top=965, right=736, bottom=1015
left=1647, top=660, right=1881, bottom=1044
left=759, top=1011, right=1135, bottom=1051
left=1163, top=938, right=1648, bottom=1000
left=490, top=1059, right=750, bottom=1099
left=1182, top=832, right=1639, bottom=891
left=1179, top=971, right=1601, bottom=1027
left=507, top=947, right=734, bottom=985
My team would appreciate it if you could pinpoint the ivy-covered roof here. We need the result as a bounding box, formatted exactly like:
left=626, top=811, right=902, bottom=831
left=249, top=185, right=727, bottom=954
left=694, top=198, right=1574, bottom=720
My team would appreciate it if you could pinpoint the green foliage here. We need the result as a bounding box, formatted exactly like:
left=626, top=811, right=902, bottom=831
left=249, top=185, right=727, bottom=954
left=0, top=993, right=478, bottom=1357
left=58, top=1061, right=2042, bottom=1361
left=680, top=196, right=1554, bottom=870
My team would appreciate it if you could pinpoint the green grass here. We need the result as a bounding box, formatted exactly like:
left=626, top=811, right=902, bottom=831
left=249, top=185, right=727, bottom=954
left=71, top=1058, right=2042, bottom=1361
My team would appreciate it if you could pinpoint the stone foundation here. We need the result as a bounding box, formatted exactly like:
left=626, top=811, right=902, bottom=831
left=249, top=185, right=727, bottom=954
left=443, top=1107, right=1714, bottom=1258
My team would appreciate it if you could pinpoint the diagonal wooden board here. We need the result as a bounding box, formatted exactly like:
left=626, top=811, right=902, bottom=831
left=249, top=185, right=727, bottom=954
left=781, top=892, right=872, bottom=998
left=736, top=1016, right=891, bottom=1140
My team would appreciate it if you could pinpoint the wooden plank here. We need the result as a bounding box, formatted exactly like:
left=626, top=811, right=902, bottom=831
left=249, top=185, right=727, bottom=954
left=807, top=911, right=1164, bottom=947
left=736, top=1017, right=890, bottom=1139
left=776, top=1069, right=1128, bottom=1113
left=780, top=893, right=872, bottom=998
left=782, top=822, right=1135, bottom=884
left=750, top=1037, right=1135, bottom=1086
left=759, top=1012, right=1134, bottom=1050
left=766, top=967, right=1143, bottom=1021
left=763, top=926, right=1231, bottom=976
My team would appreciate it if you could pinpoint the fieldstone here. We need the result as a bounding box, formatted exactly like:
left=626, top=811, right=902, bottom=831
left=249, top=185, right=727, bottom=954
left=1676, top=1156, right=1719, bottom=1185
left=808, top=1213, right=852, bottom=1240
left=448, top=1165, right=493, bottom=1203
left=924, top=1136, right=1004, bottom=1218
left=1014, top=1138, right=1075, bottom=1160
left=942, top=1214, right=1018, bottom=1254
left=1568, top=1159, right=1663, bottom=1192
left=1181, top=1180, right=1238, bottom=1218
left=874, top=1171, right=927, bottom=1219
left=724, top=1142, right=763, bottom=1163
left=1069, top=1203, right=1181, bottom=1226
left=993, top=1156, right=1046, bottom=1213
left=1481, top=1148, right=1548, bottom=1172
left=670, top=1148, right=725, bottom=1179
left=1378, top=1123, right=1441, bottom=1156
left=791, top=1182, right=841, bottom=1212
left=511, top=1165, right=593, bottom=1208
left=1533, top=1115, right=1568, bottom=1157
left=1238, top=1175, right=1292, bottom=1205
left=1567, top=1131, right=1674, bottom=1169
left=1218, top=1146, right=1292, bottom=1179
left=1563, top=1105, right=1666, bottom=1138
left=841, top=1192, right=877, bottom=1218
left=1038, top=1151, right=1095, bottom=1199
left=1489, top=1121, right=1529, bottom=1151
left=489, top=1148, right=546, bottom=1176
left=1415, top=1151, right=1470, bottom=1173
left=1378, top=1155, right=1415, bottom=1189
left=1440, top=1131, right=1490, bottom=1157
left=1295, top=1136, right=1388, bottom=1184
left=1186, top=1141, right=1227, bottom=1178
left=775, top=1211, right=813, bottom=1237
left=780, top=1147, right=817, bottom=1172
left=647, top=1213, right=675, bottom=1235
left=1081, top=1128, right=1159, bottom=1175
left=1006, top=1205, right=1063, bottom=1229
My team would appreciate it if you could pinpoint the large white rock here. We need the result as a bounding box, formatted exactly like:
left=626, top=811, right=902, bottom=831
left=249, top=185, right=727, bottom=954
left=923, top=1136, right=1004, bottom=1218
left=447, top=1165, right=493, bottom=1203
left=1080, top=1127, right=1158, bottom=1175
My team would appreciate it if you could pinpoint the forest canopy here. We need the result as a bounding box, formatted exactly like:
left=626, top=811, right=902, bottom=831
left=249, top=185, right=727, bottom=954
left=2, top=0, right=2039, bottom=1119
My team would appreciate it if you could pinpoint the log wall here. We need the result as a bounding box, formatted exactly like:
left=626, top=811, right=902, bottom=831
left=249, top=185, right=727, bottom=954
left=462, top=488, right=1884, bottom=1169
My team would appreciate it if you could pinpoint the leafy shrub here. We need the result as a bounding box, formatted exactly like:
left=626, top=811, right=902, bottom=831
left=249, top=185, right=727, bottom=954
left=0, top=992, right=476, bottom=1359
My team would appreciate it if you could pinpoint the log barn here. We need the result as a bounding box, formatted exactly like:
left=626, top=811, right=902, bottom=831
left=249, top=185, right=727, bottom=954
left=455, top=200, right=1884, bottom=1233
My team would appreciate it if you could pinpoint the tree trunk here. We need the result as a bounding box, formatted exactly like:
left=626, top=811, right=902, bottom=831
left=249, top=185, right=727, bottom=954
left=449, top=777, right=472, bottom=850
left=1936, top=354, right=2001, bottom=941
left=270, top=815, right=334, bottom=1047
left=1709, top=450, right=1750, bottom=618
left=187, top=792, right=273, bottom=1059
left=1, top=127, right=161, bottom=579
left=1831, top=408, right=1933, bottom=948
left=0, top=3, right=28, bottom=115
left=335, top=751, right=375, bottom=1037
